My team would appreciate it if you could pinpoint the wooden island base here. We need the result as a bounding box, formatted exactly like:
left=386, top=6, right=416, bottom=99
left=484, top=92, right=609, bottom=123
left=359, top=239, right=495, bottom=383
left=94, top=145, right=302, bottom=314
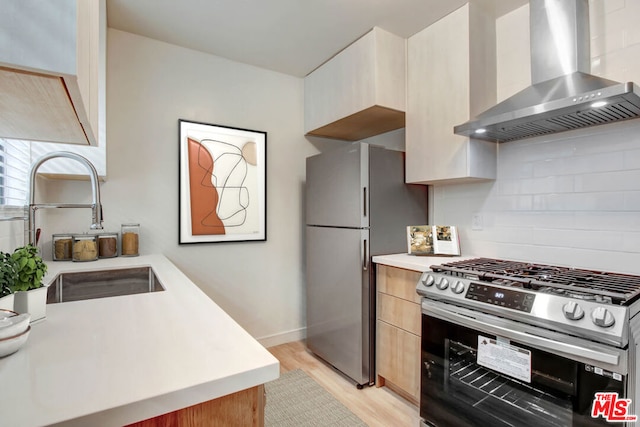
left=126, top=385, right=265, bottom=427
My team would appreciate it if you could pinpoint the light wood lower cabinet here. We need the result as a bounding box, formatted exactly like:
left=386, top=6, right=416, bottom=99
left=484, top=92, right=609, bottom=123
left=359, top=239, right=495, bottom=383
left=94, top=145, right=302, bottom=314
left=378, top=293, right=421, bottom=336
left=376, top=264, right=422, bottom=405
left=125, top=385, right=265, bottom=427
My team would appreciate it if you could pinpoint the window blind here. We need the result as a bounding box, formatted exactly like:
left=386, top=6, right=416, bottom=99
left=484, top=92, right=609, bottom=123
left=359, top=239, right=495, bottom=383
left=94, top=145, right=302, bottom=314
left=0, top=138, right=30, bottom=207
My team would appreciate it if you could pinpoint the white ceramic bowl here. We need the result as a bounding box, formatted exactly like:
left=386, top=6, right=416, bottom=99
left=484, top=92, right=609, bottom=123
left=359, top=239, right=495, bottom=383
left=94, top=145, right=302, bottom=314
left=0, top=312, right=31, bottom=339
left=0, top=309, right=18, bottom=320
left=0, top=325, right=31, bottom=358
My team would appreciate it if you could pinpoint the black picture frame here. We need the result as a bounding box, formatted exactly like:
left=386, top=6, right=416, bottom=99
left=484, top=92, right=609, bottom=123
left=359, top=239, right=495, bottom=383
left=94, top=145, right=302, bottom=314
left=178, top=119, right=267, bottom=244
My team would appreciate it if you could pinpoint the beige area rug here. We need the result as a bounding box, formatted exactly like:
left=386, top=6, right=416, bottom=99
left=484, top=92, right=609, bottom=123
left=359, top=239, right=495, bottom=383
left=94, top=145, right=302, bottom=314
left=265, top=369, right=368, bottom=426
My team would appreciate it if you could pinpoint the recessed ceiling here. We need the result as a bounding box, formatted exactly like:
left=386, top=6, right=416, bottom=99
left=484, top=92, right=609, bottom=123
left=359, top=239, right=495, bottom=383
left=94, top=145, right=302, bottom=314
left=106, top=0, right=527, bottom=77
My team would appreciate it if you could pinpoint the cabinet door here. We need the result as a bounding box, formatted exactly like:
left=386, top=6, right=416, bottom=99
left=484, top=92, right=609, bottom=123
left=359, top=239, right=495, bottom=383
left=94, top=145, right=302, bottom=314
left=28, top=0, right=107, bottom=178
left=376, top=320, right=421, bottom=402
left=125, top=385, right=265, bottom=427
left=304, top=27, right=406, bottom=141
left=0, top=0, right=102, bottom=146
left=405, top=3, right=496, bottom=184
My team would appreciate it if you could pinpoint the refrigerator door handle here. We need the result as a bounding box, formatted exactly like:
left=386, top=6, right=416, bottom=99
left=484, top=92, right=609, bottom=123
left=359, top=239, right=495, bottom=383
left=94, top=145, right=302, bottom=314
left=362, top=238, right=368, bottom=271
left=363, top=186, right=367, bottom=217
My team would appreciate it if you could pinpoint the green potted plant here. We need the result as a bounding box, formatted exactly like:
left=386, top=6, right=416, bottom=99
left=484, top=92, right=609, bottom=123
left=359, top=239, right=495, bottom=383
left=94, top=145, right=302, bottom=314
left=0, top=251, right=18, bottom=311
left=11, top=244, right=48, bottom=322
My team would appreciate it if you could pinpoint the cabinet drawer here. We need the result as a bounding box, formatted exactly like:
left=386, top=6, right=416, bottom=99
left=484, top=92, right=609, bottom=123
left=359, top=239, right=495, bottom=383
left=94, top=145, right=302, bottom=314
left=378, top=292, right=421, bottom=336
left=376, top=320, right=420, bottom=401
left=377, top=265, right=422, bottom=303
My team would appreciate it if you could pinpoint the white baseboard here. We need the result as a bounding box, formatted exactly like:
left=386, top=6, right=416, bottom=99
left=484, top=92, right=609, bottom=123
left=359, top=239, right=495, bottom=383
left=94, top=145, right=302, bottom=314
left=258, top=327, right=306, bottom=348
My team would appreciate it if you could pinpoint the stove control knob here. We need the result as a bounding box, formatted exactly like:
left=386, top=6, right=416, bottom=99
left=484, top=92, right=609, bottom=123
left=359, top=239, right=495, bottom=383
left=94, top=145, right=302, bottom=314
left=591, top=307, right=615, bottom=328
left=451, top=280, right=465, bottom=294
left=421, top=274, right=435, bottom=287
left=436, top=278, right=449, bottom=291
left=562, top=302, right=584, bottom=321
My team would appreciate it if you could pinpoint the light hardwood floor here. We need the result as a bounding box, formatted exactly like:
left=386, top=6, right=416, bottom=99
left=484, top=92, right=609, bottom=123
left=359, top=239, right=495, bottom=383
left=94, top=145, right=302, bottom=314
left=267, top=341, right=421, bottom=427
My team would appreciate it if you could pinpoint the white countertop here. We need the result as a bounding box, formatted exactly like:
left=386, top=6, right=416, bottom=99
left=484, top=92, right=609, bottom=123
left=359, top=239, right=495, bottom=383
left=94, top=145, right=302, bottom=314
left=372, top=253, right=479, bottom=271
left=0, top=254, right=280, bottom=427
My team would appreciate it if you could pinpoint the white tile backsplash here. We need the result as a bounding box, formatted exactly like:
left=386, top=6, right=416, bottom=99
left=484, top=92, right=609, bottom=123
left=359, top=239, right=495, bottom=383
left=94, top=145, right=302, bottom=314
left=573, top=211, right=640, bottom=230
left=623, top=149, right=640, bottom=168
left=623, top=191, right=640, bottom=210
left=498, top=176, right=575, bottom=195
left=532, top=151, right=625, bottom=177
left=622, top=231, right=640, bottom=252
left=532, top=228, right=623, bottom=251
left=432, top=1, right=640, bottom=274
left=591, top=30, right=625, bottom=58
left=493, top=194, right=534, bottom=211
left=533, top=191, right=628, bottom=211
left=575, top=170, right=640, bottom=192
left=595, top=50, right=633, bottom=82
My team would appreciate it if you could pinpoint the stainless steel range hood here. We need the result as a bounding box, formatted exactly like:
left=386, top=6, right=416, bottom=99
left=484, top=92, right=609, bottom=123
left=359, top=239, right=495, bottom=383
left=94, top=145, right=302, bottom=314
left=454, top=0, right=640, bottom=143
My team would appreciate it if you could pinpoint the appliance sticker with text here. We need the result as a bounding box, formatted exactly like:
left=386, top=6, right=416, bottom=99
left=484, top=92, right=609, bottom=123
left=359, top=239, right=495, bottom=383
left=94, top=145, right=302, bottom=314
left=591, top=392, right=637, bottom=422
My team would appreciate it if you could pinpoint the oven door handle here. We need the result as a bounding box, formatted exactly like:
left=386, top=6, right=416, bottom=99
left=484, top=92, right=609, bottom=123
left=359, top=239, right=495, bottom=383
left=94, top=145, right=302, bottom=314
left=422, top=300, right=620, bottom=367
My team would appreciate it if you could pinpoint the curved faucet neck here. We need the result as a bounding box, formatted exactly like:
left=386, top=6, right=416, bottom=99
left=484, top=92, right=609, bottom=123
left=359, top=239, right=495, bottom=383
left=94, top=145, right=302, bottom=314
left=27, top=151, right=104, bottom=245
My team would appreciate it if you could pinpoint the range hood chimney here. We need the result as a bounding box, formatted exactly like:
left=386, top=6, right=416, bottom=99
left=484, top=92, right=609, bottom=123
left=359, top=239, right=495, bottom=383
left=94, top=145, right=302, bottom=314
left=454, top=0, right=640, bottom=143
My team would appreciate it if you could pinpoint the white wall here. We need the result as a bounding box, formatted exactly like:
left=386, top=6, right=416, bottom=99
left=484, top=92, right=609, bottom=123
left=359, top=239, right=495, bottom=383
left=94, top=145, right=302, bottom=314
left=432, top=0, right=640, bottom=274
left=35, top=29, right=319, bottom=346
left=0, top=24, right=407, bottom=346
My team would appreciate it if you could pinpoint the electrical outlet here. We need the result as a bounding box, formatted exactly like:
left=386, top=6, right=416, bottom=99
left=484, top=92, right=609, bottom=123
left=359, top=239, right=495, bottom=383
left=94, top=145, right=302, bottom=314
left=472, top=213, right=483, bottom=231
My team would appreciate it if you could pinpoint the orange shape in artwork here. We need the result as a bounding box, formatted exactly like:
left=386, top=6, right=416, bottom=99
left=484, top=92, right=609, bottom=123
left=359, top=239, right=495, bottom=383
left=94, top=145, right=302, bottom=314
left=187, top=137, right=226, bottom=235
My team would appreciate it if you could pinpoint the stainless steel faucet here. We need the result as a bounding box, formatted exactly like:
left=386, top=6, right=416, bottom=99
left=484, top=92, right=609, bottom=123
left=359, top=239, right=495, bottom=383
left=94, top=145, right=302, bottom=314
left=26, top=152, right=103, bottom=245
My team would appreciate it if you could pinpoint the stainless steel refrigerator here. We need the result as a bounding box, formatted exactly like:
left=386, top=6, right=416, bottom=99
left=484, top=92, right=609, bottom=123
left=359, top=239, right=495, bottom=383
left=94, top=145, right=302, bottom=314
left=305, top=142, right=428, bottom=387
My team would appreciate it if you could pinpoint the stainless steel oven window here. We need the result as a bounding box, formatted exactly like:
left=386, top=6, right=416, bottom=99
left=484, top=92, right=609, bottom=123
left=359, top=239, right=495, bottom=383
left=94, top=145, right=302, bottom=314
left=445, top=338, right=573, bottom=426
left=421, top=311, right=627, bottom=427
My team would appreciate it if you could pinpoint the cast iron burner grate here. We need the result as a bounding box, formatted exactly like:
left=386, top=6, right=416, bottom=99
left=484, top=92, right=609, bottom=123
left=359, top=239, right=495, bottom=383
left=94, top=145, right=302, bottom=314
left=431, top=258, right=640, bottom=306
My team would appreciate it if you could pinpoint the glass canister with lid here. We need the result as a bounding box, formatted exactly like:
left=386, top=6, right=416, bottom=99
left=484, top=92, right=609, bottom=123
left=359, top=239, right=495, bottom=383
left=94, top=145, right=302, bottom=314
left=72, top=234, right=99, bottom=262
left=97, top=232, right=119, bottom=258
left=52, top=234, right=73, bottom=261
left=121, top=223, right=140, bottom=257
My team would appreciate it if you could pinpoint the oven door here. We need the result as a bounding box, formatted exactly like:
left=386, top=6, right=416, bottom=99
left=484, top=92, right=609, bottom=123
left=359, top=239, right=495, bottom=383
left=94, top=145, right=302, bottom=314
left=421, top=299, right=629, bottom=427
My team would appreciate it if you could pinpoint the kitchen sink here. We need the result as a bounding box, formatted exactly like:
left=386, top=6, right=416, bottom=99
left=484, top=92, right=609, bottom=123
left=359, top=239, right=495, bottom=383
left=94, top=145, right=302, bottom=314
left=47, top=266, right=164, bottom=304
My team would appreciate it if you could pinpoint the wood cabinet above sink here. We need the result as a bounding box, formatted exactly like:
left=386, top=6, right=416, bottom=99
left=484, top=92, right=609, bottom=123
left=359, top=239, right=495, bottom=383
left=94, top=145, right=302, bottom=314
left=0, top=0, right=102, bottom=146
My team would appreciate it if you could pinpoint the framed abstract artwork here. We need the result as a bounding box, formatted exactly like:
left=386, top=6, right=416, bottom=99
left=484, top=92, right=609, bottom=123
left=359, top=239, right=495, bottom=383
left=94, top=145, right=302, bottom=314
left=178, top=119, right=267, bottom=244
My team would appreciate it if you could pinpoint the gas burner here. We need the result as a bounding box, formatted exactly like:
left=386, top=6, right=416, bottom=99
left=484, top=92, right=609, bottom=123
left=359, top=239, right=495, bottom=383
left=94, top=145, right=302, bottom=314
left=433, top=257, right=640, bottom=306
left=490, top=278, right=528, bottom=288
left=502, top=265, right=563, bottom=280
left=538, top=286, right=613, bottom=304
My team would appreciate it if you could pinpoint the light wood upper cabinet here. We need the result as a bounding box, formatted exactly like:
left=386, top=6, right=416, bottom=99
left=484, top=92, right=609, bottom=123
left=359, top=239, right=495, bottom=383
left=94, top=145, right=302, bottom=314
left=0, top=0, right=101, bottom=146
left=406, top=3, right=497, bottom=184
left=304, top=27, right=406, bottom=141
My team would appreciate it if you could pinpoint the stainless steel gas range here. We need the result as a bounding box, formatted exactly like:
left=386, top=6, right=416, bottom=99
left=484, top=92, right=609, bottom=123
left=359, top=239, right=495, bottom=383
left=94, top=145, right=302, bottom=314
left=417, top=257, right=640, bottom=427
